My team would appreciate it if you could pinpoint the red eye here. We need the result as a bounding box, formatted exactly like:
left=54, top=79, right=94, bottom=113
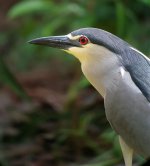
left=79, top=36, right=89, bottom=45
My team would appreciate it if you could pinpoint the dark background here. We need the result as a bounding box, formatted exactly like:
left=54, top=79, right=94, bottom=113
left=0, top=0, right=150, bottom=165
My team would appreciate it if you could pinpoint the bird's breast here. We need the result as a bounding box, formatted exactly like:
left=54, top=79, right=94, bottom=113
left=104, top=69, right=150, bottom=157
left=81, top=53, right=121, bottom=98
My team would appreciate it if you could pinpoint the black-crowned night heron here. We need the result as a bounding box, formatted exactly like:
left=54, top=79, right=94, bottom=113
left=29, top=28, right=150, bottom=166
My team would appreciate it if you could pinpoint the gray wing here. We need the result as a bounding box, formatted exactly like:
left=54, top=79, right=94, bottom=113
left=120, top=47, right=150, bottom=102
left=104, top=70, right=150, bottom=157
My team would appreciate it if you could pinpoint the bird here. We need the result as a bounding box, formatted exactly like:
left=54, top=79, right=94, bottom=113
left=29, top=27, right=150, bottom=166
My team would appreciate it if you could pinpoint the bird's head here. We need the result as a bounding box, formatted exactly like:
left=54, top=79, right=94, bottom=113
left=29, top=28, right=126, bottom=64
left=29, top=28, right=127, bottom=96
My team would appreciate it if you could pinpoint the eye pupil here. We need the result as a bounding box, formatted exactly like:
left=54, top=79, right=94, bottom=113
left=79, top=36, right=88, bottom=45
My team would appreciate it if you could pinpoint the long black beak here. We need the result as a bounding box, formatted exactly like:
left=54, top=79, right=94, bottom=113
left=28, top=35, right=79, bottom=49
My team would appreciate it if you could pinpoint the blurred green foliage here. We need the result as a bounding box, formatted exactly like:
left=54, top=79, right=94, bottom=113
left=2, top=0, right=150, bottom=96
left=6, top=0, right=150, bottom=67
left=0, top=0, right=150, bottom=165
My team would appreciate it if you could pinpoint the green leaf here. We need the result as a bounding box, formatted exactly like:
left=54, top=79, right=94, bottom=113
left=138, top=0, right=150, bottom=5
left=116, top=2, right=126, bottom=37
left=8, top=0, right=52, bottom=18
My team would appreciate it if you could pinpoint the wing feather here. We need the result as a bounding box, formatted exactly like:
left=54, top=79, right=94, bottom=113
left=120, top=48, right=150, bottom=102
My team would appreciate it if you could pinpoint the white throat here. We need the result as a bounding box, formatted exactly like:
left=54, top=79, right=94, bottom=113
left=80, top=46, right=121, bottom=98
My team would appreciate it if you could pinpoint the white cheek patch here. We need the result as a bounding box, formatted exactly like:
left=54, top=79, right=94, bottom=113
left=67, top=33, right=80, bottom=40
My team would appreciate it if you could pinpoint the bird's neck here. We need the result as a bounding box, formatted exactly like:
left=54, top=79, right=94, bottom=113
left=81, top=53, right=121, bottom=98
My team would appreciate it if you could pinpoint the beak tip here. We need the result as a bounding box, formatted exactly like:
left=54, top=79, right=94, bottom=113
left=27, top=36, right=73, bottom=49
left=28, top=38, right=48, bottom=45
left=28, top=39, right=36, bottom=44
